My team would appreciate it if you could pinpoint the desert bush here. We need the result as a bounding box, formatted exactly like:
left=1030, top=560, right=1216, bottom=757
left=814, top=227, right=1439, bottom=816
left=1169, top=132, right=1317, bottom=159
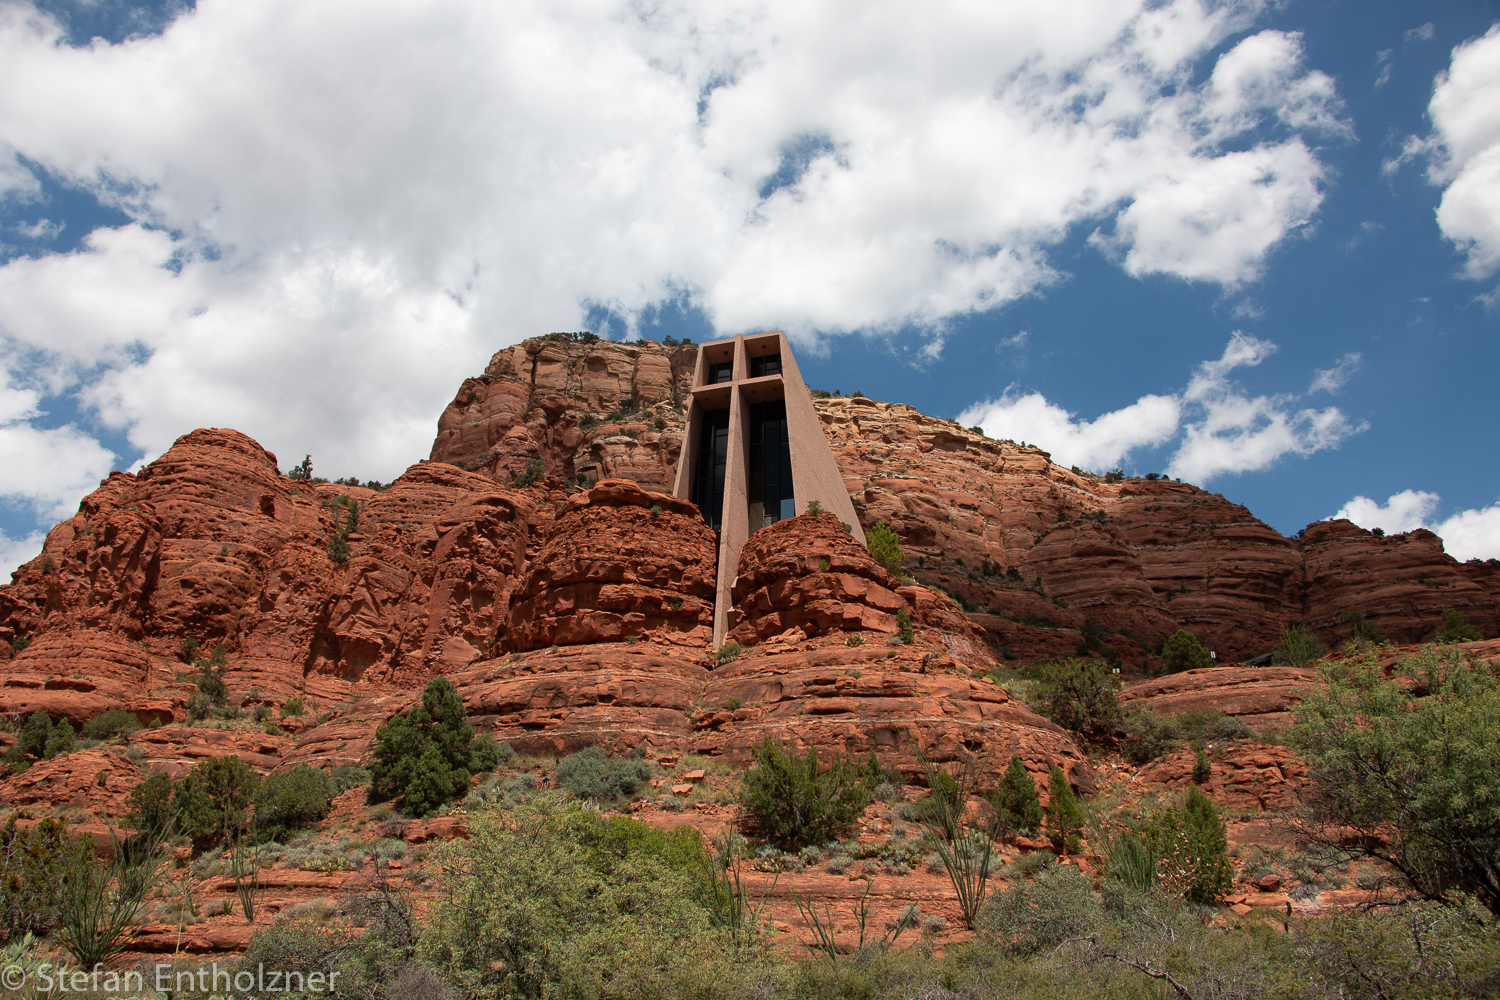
left=3, top=710, right=77, bottom=770
left=422, top=799, right=728, bottom=999
left=865, top=520, right=904, bottom=575
left=894, top=608, right=915, bottom=643
left=1433, top=607, right=1483, bottom=643
left=1045, top=767, right=1084, bottom=854
left=1274, top=624, right=1327, bottom=667
left=976, top=862, right=1101, bottom=955
left=1030, top=658, right=1121, bottom=742
left=0, top=819, right=90, bottom=939
left=989, top=754, right=1043, bottom=835
left=281, top=696, right=306, bottom=717
left=739, top=739, right=876, bottom=849
left=329, top=765, right=371, bottom=795
left=1149, top=784, right=1232, bottom=903
left=555, top=746, right=654, bottom=803
left=714, top=642, right=745, bottom=666
left=81, top=708, right=140, bottom=741
left=173, top=755, right=262, bottom=847
left=1121, top=709, right=1178, bottom=764
left=370, top=678, right=501, bottom=816
left=1161, top=629, right=1213, bottom=674
left=1289, top=645, right=1500, bottom=915
left=254, top=764, right=333, bottom=843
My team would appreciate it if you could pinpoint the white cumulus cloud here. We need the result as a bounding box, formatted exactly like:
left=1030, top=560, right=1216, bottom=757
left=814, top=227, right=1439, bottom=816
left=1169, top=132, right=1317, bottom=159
left=1424, top=24, right=1500, bottom=281
left=0, top=0, right=1353, bottom=556
left=959, top=332, right=1365, bottom=481
left=1333, top=490, right=1500, bottom=561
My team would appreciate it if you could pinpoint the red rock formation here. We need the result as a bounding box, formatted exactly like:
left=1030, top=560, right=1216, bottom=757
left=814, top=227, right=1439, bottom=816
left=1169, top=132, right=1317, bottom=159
left=0, top=428, right=554, bottom=724
left=1298, top=519, right=1499, bottom=644
left=428, top=335, right=696, bottom=491
left=504, top=480, right=717, bottom=650
left=727, top=513, right=909, bottom=643
left=1137, top=743, right=1308, bottom=812
left=816, top=395, right=1496, bottom=663
left=1120, top=666, right=1318, bottom=731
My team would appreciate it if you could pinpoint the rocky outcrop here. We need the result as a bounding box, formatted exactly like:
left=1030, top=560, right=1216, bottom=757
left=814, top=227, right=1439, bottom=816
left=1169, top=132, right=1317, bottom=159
left=1120, top=666, right=1318, bottom=731
left=504, top=480, right=717, bottom=650
left=815, top=395, right=1496, bottom=663
left=728, top=514, right=908, bottom=643
left=695, top=638, right=1093, bottom=795
left=0, top=428, right=558, bottom=724
left=1298, top=519, right=1499, bottom=644
left=428, top=335, right=696, bottom=491
left=1137, top=743, right=1308, bottom=811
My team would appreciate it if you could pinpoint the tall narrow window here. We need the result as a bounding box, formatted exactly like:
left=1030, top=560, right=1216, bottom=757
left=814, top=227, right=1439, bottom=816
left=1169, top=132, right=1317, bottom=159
left=691, top=408, right=730, bottom=530
left=750, top=352, right=782, bottom=378
left=748, top=400, right=794, bottom=529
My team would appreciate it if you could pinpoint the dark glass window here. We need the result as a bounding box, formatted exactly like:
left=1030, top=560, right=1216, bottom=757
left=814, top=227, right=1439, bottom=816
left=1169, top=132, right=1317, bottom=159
left=708, top=361, right=734, bottom=384
left=748, top=400, right=794, bottom=528
left=691, top=408, right=730, bottom=530
left=750, top=353, right=782, bottom=378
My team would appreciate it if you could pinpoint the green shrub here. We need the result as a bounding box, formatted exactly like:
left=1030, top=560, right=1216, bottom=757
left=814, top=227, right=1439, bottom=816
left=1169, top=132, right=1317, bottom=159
left=990, top=755, right=1043, bottom=835
left=424, top=800, right=724, bottom=1000
left=1150, top=784, right=1232, bottom=903
left=866, top=520, right=904, bottom=575
left=1273, top=624, right=1326, bottom=667
left=739, top=739, right=875, bottom=849
left=3, top=710, right=79, bottom=769
left=1031, top=658, right=1122, bottom=741
left=1045, top=767, right=1084, bottom=854
left=329, top=765, right=372, bottom=795
left=0, top=819, right=90, bottom=939
left=173, top=755, right=262, bottom=847
left=125, top=772, right=174, bottom=843
left=1192, top=745, right=1211, bottom=783
left=1121, top=709, right=1178, bottom=764
left=82, top=708, right=140, bottom=741
left=804, top=499, right=824, bottom=515
left=976, top=862, right=1100, bottom=955
left=1434, top=607, right=1482, bottom=643
left=1289, top=646, right=1500, bottom=914
left=253, top=764, right=333, bottom=843
left=894, top=608, right=915, bottom=643
left=555, top=746, right=654, bottom=803
left=370, top=678, right=498, bottom=816
left=915, top=769, right=964, bottom=840
left=509, top=458, right=545, bottom=488
left=281, top=696, right=306, bottom=717
left=714, top=642, right=745, bottom=666
left=1161, top=629, right=1213, bottom=673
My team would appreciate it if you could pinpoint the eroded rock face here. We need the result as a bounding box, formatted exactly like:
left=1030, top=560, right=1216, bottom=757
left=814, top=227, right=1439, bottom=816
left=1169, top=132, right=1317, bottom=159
left=1120, top=666, right=1319, bottom=731
left=815, top=396, right=1496, bottom=663
left=0, top=428, right=552, bottom=723
left=1298, top=519, right=1499, bottom=643
left=728, top=514, right=908, bottom=643
left=428, top=336, right=696, bottom=491
left=1138, top=743, right=1308, bottom=811
left=504, top=480, right=717, bottom=650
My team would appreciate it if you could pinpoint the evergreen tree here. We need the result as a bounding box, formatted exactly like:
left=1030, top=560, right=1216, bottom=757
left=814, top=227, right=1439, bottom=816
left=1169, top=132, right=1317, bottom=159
left=1045, top=766, right=1083, bottom=854
left=370, top=677, right=500, bottom=816
left=990, top=755, right=1042, bottom=834
left=865, top=520, right=905, bottom=576
left=1152, top=785, right=1232, bottom=903
left=1161, top=629, right=1212, bottom=674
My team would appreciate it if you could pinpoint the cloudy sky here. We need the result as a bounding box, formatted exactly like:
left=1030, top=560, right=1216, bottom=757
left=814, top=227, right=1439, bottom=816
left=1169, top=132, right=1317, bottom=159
left=0, top=0, right=1497, bottom=574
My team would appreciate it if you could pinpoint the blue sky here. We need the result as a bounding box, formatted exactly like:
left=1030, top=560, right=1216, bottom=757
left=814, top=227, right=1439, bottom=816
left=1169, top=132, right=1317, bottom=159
left=1, top=0, right=1497, bottom=573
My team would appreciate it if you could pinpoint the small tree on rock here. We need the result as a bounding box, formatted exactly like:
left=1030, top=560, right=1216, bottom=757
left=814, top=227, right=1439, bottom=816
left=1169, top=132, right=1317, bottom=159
left=1045, top=766, right=1084, bottom=854
left=1161, top=630, right=1212, bottom=674
left=990, top=755, right=1043, bottom=835
left=371, top=678, right=501, bottom=816
left=865, top=520, right=904, bottom=576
